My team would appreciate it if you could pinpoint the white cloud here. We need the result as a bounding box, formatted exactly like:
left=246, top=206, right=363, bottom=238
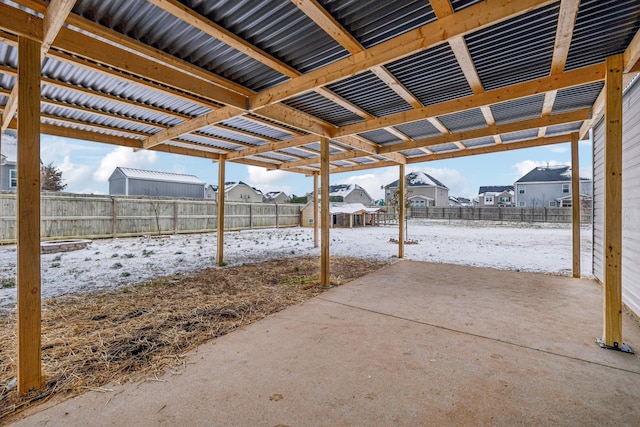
left=94, top=146, right=157, bottom=182
left=245, top=165, right=298, bottom=195
left=512, top=160, right=568, bottom=180
left=57, top=156, right=93, bottom=193
left=418, top=166, right=472, bottom=199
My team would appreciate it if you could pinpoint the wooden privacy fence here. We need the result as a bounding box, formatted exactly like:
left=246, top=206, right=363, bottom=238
left=384, top=206, right=592, bottom=224
left=0, top=192, right=302, bottom=244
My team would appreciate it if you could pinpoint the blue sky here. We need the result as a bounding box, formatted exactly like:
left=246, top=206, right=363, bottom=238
left=2, top=132, right=593, bottom=201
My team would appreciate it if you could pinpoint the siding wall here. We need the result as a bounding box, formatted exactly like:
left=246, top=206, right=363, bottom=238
left=593, top=76, right=640, bottom=317
left=127, top=178, right=204, bottom=199
left=0, top=163, right=16, bottom=191
left=0, top=192, right=301, bottom=243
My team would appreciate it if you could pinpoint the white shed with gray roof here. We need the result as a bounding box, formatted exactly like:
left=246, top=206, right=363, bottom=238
left=109, top=167, right=205, bottom=199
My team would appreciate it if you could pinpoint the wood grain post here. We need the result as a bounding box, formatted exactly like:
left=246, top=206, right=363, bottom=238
left=320, top=137, right=330, bottom=287
left=313, top=172, right=318, bottom=248
left=571, top=133, right=581, bottom=278
left=216, top=156, right=225, bottom=266
left=603, top=54, right=623, bottom=347
left=398, top=164, right=405, bottom=258
left=16, top=35, right=44, bottom=395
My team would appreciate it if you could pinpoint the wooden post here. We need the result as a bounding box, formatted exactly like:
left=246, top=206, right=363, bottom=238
left=248, top=203, right=252, bottom=228
left=571, top=133, right=581, bottom=278
left=313, top=172, right=318, bottom=248
left=398, top=164, right=405, bottom=258
left=320, top=137, right=330, bottom=287
left=216, top=156, right=225, bottom=266
left=17, top=36, right=45, bottom=395
left=602, top=54, right=623, bottom=347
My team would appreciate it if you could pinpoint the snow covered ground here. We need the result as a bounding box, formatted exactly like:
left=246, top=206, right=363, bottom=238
left=0, top=219, right=593, bottom=309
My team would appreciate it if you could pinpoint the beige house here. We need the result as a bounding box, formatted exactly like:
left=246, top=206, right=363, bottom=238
left=384, top=171, right=448, bottom=207
left=301, top=202, right=384, bottom=228
left=264, top=191, right=290, bottom=204
left=308, top=184, right=374, bottom=206
left=478, top=186, right=515, bottom=207
left=205, top=181, right=264, bottom=202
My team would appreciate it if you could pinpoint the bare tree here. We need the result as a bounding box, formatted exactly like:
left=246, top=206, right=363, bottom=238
left=40, top=161, right=67, bottom=191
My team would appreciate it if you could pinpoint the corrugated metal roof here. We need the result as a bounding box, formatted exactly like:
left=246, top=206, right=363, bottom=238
left=491, top=94, right=546, bottom=125
left=0, top=0, right=638, bottom=176
left=464, top=136, right=496, bottom=149
left=501, top=129, right=540, bottom=143
left=552, top=82, right=604, bottom=115
left=326, top=71, right=413, bottom=118
left=565, top=0, right=640, bottom=71
left=385, top=44, right=473, bottom=106
left=318, top=0, right=435, bottom=49
left=430, top=143, right=459, bottom=153
left=437, top=108, right=486, bottom=133
left=465, top=2, right=559, bottom=91
left=284, top=91, right=364, bottom=126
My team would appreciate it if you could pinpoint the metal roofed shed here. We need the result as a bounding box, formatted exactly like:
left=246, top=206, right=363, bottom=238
left=0, top=0, right=639, bottom=398
left=109, top=167, right=205, bottom=198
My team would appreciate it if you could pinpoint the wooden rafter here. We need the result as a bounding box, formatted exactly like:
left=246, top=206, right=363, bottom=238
left=539, top=0, right=581, bottom=137
left=335, top=64, right=604, bottom=138
left=1, top=0, right=76, bottom=131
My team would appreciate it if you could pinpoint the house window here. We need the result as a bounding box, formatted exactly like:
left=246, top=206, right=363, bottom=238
left=518, top=201, right=526, bottom=207
left=410, top=200, right=425, bottom=207
left=549, top=201, right=557, bottom=207
left=484, top=195, right=494, bottom=205
left=500, top=196, right=510, bottom=203
left=9, top=169, right=17, bottom=188
left=386, top=190, right=391, bottom=196
left=562, top=183, right=570, bottom=193
left=517, top=185, right=525, bottom=194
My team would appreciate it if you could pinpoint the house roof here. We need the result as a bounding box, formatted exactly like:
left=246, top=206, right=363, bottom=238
left=329, top=203, right=383, bottom=215
left=386, top=171, right=448, bottom=189
left=327, top=184, right=371, bottom=199
left=265, top=191, right=287, bottom=198
left=408, top=194, right=434, bottom=201
left=0, top=1, right=639, bottom=176
left=515, top=165, right=591, bottom=183
left=114, top=167, right=204, bottom=185
left=210, top=181, right=263, bottom=194
left=478, top=185, right=514, bottom=194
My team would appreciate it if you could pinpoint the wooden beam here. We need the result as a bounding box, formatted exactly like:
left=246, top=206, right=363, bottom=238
left=313, top=172, right=319, bottom=248
left=292, top=0, right=362, bottom=53
left=142, top=106, right=245, bottom=149
left=405, top=133, right=576, bottom=164
left=369, top=66, right=422, bottom=109
left=1, top=0, right=76, bottom=131
left=571, top=133, right=580, bottom=278
left=327, top=160, right=398, bottom=174
left=226, top=134, right=318, bottom=160
left=379, top=109, right=591, bottom=153
left=17, top=35, right=45, bottom=395
left=602, top=54, right=623, bottom=348
left=216, top=156, right=226, bottom=266
left=250, top=0, right=556, bottom=108
left=0, top=3, right=42, bottom=42
left=320, top=137, right=330, bottom=287
left=398, top=164, right=405, bottom=258
left=623, top=28, right=640, bottom=73
left=336, top=63, right=604, bottom=138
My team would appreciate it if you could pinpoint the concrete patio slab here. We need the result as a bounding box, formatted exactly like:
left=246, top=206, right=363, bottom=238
left=7, top=261, right=640, bottom=426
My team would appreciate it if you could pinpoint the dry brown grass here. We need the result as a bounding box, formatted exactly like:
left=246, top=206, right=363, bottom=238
left=0, top=256, right=390, bottom=420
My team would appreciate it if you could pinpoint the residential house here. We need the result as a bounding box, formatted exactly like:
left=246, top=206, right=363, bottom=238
left=0, top=133, right=17, bottom=192
left=478, top=185, right=515, bottom=207
left=384, top=171, right=449, bottom=207
left=309, top=184, right=374, bottom=206
left=109, top=167, right=205, bottom=198
left=514, top=165, right=592, bottom=207
left=264, top=191, right=291, bottom=204
left=301, top=202, right=385, bottom=228
left=205, top=181, right=264, bottom=202
left=449, top=196, right=473, bottom=207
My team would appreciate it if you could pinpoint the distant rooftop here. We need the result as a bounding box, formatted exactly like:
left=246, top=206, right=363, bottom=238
left=115, top=167, right=204, bottom=185
left=516, top=166, right=590, bottom=183
left=386, top=171, right=448, bottom=189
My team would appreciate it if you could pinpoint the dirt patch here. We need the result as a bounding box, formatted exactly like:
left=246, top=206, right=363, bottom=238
left=0, top=256, right=389, bottom=419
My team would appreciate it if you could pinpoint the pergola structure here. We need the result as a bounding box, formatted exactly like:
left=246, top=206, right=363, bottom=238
left=0, top=0, right=639, bottom=395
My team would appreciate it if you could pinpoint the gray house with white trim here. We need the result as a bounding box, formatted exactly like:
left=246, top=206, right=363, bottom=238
left=109, top=167, right=205, bottom=198
left=1, top=133, right=17, bottom=192
left=514, top=166, right=592, bottom=208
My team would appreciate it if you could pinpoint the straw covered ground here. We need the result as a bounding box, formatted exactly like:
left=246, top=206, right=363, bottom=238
left=0, top=256, right=390, bottom=420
